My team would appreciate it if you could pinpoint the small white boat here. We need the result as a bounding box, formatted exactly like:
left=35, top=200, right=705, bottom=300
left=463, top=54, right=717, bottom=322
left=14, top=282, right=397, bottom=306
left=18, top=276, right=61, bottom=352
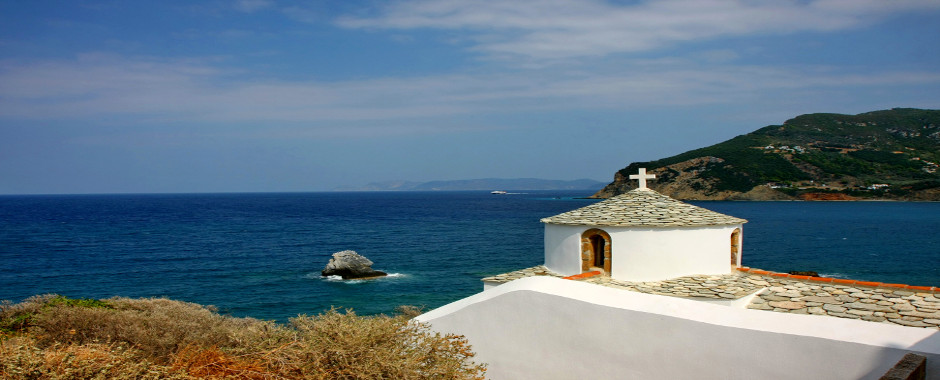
left=491, top=190, right=508, bottom=194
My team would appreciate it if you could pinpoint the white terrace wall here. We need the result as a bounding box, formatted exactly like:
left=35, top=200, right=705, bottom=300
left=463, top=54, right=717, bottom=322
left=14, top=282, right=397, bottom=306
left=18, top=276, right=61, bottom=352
left=544, top=223, right=742, bottom=281
left=417, top=277, right=940, bottom=380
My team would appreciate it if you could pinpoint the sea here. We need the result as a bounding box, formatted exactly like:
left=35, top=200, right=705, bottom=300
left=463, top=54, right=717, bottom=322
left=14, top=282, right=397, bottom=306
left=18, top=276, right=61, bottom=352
left=1, top=191, right=938, bottom=322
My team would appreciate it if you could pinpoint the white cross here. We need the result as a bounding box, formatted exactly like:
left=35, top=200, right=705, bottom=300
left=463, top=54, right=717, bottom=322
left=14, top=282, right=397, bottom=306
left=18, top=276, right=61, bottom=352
left=629, top=168, right=656, bottom=190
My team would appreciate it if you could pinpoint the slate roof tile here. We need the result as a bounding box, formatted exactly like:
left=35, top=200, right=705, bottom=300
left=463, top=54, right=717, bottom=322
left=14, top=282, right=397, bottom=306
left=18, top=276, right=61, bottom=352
left=540, top=189, right=747, bottom=227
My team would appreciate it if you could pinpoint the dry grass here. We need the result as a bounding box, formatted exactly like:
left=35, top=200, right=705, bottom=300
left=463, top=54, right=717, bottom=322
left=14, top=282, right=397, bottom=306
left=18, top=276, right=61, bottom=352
left=0, top=336, right=191, bottom=379
left=0, top=295, right=486, bottom=379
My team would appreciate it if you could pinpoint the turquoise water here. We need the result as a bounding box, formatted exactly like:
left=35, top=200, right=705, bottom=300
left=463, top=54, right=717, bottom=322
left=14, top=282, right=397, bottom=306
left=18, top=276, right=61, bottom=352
left=1, top=191, right=937, bottom=321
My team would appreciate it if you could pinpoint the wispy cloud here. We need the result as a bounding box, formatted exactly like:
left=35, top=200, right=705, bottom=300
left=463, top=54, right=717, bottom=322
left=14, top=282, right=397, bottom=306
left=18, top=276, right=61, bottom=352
left=233, top=0, right=273, bottom=13
left=3, top=53, right=937, bottom=134
left=338, top=0, right=940, bottom=60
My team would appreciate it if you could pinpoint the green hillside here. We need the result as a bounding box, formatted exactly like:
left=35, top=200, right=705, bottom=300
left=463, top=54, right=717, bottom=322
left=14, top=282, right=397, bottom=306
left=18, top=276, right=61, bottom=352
left=598, top=108, right=940, bottom=200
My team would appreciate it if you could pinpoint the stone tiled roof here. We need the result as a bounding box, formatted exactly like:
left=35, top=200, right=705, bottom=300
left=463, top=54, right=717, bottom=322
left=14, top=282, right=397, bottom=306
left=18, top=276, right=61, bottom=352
left=540, top=189, right=747, bottom=227
left=481, top=266, right=940, bottom=329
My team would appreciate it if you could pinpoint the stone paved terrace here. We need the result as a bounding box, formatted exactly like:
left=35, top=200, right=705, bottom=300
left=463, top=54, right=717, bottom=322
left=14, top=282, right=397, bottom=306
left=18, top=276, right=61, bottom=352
left=482, top=266, right=940, bottom=329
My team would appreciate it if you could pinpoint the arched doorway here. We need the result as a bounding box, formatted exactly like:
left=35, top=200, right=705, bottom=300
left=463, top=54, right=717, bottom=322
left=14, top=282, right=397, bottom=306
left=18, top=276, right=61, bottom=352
left=730, top=228, right=741, bottom=267
left=581, top=229, right=612, bottom=274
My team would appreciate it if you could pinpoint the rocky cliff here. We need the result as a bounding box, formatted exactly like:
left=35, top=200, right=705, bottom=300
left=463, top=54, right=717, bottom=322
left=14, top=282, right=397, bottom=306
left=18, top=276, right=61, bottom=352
left=593, top=108, right=940, bottom=200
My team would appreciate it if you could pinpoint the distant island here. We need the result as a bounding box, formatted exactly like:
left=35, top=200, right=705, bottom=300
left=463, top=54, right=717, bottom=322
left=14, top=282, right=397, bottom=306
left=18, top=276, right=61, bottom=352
left=335, top=178, right=606, bottom=192
left=594, top=108, right=940, bottom=201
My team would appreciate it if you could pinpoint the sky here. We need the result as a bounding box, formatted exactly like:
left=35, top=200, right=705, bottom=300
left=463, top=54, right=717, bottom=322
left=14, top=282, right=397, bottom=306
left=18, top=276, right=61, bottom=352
left=1, top=0, right=939, bottom=194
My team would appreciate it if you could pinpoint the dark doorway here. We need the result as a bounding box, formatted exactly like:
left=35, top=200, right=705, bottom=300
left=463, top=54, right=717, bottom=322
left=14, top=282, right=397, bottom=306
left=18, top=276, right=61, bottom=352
left=591, top=235, right=606, bottom=267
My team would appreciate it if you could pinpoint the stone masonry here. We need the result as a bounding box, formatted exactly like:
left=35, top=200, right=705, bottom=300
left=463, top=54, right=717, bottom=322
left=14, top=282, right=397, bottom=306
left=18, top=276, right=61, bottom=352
left=482, top=266, right=940, bottom=330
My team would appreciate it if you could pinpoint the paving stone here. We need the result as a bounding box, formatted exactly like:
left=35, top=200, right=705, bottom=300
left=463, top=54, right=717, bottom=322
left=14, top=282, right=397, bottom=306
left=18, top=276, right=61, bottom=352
left=823, top=304, right=847, bottom=313
left=889, top=318, right=932, bottom=327
left=769, top=301, right=806, bottom=310
left=891, top=303, right=916, bottom=311
left=828, top=312, right=861, bottom=319
left=899, top=310, right=940, bottom=319
left=837, top=295, right=859, bottom=303
left=762, top=295, right=792, bottom=302
left=800, top=296, right=841, bottom=304
left=847, top=309, right=874, bottom=317
left=842, top=302, right=894, bottom=312
left=893, top=291, right=915, bottom=296
left=912, top=301, right=940, bottom=310
left=875, top=301, right=895, bottom=306
left=861, top=315, right=887, bottom=322
left=924, top=319, right=940, bottom=325
left=808, top=307, right=826, bottom=315
left=789, top=308, right=809, bottom=315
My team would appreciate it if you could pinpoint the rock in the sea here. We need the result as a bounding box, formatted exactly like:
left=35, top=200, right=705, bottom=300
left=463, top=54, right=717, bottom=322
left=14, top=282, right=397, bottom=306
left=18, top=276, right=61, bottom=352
left=321, top=250, right=388, bottom=279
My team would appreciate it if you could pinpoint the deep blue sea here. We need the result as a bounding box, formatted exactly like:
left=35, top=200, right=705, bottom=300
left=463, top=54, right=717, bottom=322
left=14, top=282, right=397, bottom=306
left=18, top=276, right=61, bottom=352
left=1, top=191, right=938, bottom=321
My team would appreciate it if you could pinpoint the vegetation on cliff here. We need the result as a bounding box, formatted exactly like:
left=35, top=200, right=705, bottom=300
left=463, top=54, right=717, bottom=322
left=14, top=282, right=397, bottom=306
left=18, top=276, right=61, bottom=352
left=0, top=295, right=486, bottom=379
left=595, top=108, right=940, bottom=200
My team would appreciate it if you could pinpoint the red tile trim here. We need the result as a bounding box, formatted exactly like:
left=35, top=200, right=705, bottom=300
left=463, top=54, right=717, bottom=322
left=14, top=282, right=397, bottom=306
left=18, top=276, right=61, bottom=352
left=741, top=267, right=939, bottom=293
left=880, top=283, right=907, bottom=288
left=563, top=271, right=602, bottom=280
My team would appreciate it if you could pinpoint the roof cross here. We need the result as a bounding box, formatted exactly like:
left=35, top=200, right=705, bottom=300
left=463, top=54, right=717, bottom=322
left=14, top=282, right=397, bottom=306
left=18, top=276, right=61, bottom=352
left=629, top=168, right=656, bottom=190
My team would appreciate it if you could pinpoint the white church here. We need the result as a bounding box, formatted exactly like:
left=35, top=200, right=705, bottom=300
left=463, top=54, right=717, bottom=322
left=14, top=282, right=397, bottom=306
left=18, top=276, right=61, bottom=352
left=416, top=169, right=940, bottom=380
left=540, top=168, right=746, bottom=282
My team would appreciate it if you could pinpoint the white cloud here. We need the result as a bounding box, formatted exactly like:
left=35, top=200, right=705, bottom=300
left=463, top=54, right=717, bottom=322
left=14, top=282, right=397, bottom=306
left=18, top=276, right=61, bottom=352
left=2, top=54, right=938, bottom=134
left=337, top=0, right=940, bottom=60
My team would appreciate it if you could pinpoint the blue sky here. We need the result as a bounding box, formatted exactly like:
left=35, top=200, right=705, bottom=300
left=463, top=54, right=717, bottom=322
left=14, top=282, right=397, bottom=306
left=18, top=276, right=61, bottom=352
left=1, top=0, right=939, bottom=194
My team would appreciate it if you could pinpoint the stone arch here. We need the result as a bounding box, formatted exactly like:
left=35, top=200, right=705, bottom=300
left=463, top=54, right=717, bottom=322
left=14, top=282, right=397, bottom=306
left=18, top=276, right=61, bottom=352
left=730, top=228, right=742, bottom=267
left=580, top=228, right=612, bottom=274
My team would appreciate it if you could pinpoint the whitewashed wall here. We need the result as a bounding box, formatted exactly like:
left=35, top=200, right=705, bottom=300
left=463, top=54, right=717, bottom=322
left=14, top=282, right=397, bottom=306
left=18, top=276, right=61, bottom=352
left=543, top=224, right=584, bottom=276
left=544, top=223, right=743, bottom=281
left=610, top=224, right=740, bottom=281
left=417, top=277, right=940, bottom=380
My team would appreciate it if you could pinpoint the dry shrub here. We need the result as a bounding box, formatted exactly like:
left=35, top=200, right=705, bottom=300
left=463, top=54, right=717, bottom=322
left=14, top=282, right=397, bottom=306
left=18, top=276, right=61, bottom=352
left=171, top=344, right=267, bottom=379
left=0, top=336, right=191, bottom=379
left=22, top=296, right=260, bottom=361
left=0, top=296, right=487, bottom=379
left=263, top=308, right=486, bottom=379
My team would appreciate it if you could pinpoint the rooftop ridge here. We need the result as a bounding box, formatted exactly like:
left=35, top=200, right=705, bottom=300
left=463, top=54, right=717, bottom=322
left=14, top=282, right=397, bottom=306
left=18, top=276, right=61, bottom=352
left=540, top=188, right=747, bottom=227
left=481, top=266, right=940, bottom=328
left=735, top=267, right=940, bottom=293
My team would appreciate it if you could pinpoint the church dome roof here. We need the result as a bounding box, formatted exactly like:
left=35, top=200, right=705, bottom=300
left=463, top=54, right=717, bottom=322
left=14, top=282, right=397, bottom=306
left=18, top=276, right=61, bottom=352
left=540, top=189, right=747, bottom=227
